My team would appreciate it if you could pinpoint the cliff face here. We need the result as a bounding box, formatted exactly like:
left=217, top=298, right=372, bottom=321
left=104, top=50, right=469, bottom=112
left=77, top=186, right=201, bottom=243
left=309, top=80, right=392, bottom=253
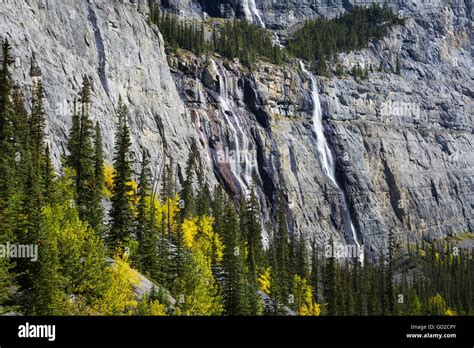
left=0, top=0, right=472, bottom=255
left=0, top=0, right=215, bottom=182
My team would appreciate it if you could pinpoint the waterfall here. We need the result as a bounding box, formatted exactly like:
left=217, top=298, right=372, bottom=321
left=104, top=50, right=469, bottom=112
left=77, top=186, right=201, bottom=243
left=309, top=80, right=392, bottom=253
left=300, top=62, right=361, bottom=253
left=211, top=59, right=255, bottom=191
left=242, top=0, right=265, bottom=28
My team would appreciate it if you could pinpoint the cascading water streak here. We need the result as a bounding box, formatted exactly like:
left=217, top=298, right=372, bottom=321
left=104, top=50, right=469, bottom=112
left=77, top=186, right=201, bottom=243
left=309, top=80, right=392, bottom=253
left=300, top=62, right=361, bottom=250
left=300, top=62, right=337, bottom=186
left=211, top=59, right=255, bottom=191
left=242, top=0, right=265, bottom=27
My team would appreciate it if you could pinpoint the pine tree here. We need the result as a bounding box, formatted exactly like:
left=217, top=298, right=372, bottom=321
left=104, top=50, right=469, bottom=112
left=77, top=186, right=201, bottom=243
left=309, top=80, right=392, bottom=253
left=246, top=185, right=264, bottom=278
left=65, top=78, right=100, bottom=231
left=222, top=200, right=248, bottom=315
left=109, top=97, right=134, bottom=251
left=42, top=145, right=56, bottom=205
left=309, top=241, right=319, bottom=301
left=135, top=148, right=159, bottom=279
left=386, top=228, right=395, bottom=314
left=324, top=238, right=338, bottom=315
left=29, top=80, right=46, bottom=163
left=76, top=78, right=96, bottom=226
left=180, top=152, right=196, bottom=219
left=0, top=56, right=15, bottom=308
left=297, top=235, right=310, bottom=280
left=91, top=122, right=104, bottom=233
left=275, top=190, right=290, bottom=305
left=0, top=39, right=15, bottom=245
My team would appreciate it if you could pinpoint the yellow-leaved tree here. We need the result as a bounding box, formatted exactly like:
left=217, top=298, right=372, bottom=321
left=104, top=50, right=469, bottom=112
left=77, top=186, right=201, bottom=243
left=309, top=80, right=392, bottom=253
left=137, top=293, right=167, bottom=316
left=174, top=215, right=223, bottom=315
left=93, top=255, right=140, bottom=315
left=291, top=274, right=321, bottom=316
left=30, top=169, right=109, bottom=315
left=258, top=267, right=272, bottom=295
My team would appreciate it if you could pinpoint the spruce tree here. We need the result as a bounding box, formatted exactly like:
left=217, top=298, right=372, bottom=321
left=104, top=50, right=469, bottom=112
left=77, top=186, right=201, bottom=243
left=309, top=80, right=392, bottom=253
left=386, top=228, right=395, bottom=314
left=0, top=38, right=15, bottom=233
left=42, top=145, right=56, bottom=205
left=324, top=238, right=338, bottom=315
left=135, top=148, right=158, bottom=278
left=297, top=235, right=310, bottom=280
left=66, top=78, right=101, bottom=231
left=310, top=241, right=319, bottom=302
left=180, top=152, right=196, bottom=219
left=246, top=186, right=264, bottom=278
left=222, top=200, right=248, bottom=315
left=274, top=190, right=290, bottom=305
left=0, top=39, right=15, bottom=311
left=29, top=80, right=46, bottom=163
left=109, top=97, right=134, bottom=251
left=91, top=122, right=104, bottom=233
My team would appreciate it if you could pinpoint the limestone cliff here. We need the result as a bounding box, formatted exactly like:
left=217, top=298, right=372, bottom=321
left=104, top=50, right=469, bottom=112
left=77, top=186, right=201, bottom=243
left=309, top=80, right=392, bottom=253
left=0, top=0, right=471, bottom=256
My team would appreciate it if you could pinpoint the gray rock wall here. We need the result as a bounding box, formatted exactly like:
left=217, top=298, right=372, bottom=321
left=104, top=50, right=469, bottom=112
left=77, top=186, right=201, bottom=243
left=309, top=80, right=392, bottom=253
left=0, top=0, right=471, bottom=257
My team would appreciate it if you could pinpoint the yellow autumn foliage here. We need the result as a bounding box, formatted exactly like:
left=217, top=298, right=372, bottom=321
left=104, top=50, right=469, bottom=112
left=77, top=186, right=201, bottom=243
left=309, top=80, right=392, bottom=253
left=258, top=267, right=272, bottom=295
left=103, top=163, right=114, bottom=198
left=182, top=217, right=199, bottom=248
left=147, top=300, right=167, bottom=316
left=103, top=163, right=138, bottom=206
left=291, top=274, right=321, bottom=316
left=160, top=195, right=181, bottom=235
left=181, top=215, right=223, bottom=264
left=93, top=255, right=140, bottom=315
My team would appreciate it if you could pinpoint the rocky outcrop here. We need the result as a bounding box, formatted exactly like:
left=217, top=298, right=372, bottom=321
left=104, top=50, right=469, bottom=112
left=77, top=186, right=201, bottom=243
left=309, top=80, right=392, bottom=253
left=0, top=0, right=471, bottom=257
left=0, top=0, right=214, bottom=183
left=167, top=1, right=472, bottom=255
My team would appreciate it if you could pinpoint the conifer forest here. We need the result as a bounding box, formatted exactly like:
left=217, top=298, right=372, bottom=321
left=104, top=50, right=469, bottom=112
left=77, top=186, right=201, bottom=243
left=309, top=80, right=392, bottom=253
left=0, top=0, right=472, bottom=324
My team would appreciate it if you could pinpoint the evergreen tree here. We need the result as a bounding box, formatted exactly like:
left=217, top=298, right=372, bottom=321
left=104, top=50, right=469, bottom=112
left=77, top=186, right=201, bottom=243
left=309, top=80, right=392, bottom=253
left=42, top=145, right=56, bottom=205
left=324, top=238, right=338, bottom=315
left=30, top=169, right=109, bottom=315
left=29, top=80, right=46, bottom=162
left=310, top=241, right=319, bottom=301
left=66, top=78, right=101, bottom=232
left=274, top=190, right=290, bottom=305
left=222, top=200, right=248, bottom=315
left=91, top=122, right=104, bottom=233
left=246, top=186, right=264, bottom=277
left=297, top=235, right=310, bottom=280
left=386, top=228, right=395, bottom=314
left=109, top=97, right=134, bottom=250
left=0, top=47, right=16, bottom=307
left=135, top=148, right=159, bottom=279
left=180, top=152, right=196, bottom=219
left=0, top=38, right=15, bottom=247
